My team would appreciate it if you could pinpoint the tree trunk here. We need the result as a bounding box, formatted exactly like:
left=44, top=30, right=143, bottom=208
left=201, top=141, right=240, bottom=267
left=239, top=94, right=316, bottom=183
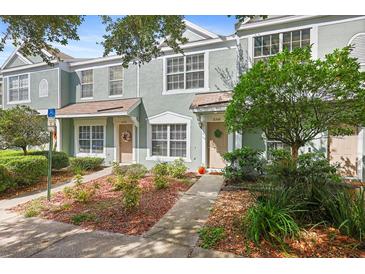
left=22, top=146, right=27, bottom=156
left=291, top=144, right=299, bottom=160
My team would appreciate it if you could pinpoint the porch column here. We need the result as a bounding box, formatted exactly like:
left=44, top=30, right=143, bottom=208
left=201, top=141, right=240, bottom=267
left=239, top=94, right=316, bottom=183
left=228, top=133, right=234, bottom=152
left=235, top=132, right=242, bottom=149
left=357, top=127, right=364, bottom=181
left=201, top=122, right=207, bottom=166
left=56, top=118, right=62, bottom=152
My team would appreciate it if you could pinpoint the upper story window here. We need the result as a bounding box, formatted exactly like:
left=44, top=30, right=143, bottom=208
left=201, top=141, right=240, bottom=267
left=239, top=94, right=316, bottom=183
left=109, top=65, right=123, bottom=96
left=8, top=74, right=29, bottom=103
left=81, top=70, right=93, bottom=98
left=254, top=29, right=311, bottom=63
left=166, top=53, right=205, bottom=91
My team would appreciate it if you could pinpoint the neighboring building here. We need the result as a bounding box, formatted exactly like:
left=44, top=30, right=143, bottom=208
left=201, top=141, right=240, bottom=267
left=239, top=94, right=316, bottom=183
left=0, top=16, right=364, bottom=179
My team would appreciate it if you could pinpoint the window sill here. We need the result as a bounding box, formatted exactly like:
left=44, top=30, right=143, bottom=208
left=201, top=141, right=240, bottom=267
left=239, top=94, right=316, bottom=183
left=108, top=94, right=123, bottom=98
left=76, top=152, right=106, bottom=158
left=80, top=97, right=94, bottom=100
left=7, top=100, right=31, bottom=105
left=145, top=156, right=191, bottom=163
left=162, top=88, right=209, bottom=95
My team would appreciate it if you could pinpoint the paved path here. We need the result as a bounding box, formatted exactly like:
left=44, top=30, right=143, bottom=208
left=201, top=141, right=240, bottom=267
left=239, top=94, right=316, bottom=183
left=0, top=174, right=238, bottom=258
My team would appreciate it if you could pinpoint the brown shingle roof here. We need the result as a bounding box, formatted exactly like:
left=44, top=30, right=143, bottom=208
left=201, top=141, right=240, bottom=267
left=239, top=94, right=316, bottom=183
left=56, top=98, right=141, bottom=117
left=190, top=91, right=232, bottom=109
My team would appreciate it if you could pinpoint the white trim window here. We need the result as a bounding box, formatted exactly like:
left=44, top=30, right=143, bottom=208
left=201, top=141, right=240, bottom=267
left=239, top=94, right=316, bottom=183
left=151, top=124, right=187, bottom=158
left=166, top=53, right=205, bottom=91
left=81, top=70, right=93, bottom=98
left=78, top=125, right=104, bottom=154
left=8, top=74, right=29, bottom=103
left=109, top=65, right=123, bottom=96
left=253, top=28, right=310, bottom=63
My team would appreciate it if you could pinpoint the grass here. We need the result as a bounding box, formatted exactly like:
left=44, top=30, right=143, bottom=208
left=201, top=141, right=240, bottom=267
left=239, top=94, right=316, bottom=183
left=70, top=213, right=97, bottom=225
left=198, top=226, right=225, bottom=249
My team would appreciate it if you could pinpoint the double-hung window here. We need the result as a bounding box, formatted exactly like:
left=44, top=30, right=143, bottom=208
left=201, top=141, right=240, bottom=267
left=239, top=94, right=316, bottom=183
left=166, top=53, right=205, bottom=91
left=151, top=124, right=187, bottom=158
left=81, top=70, right=93, bottom=98
left=78, top=125, right=104, bottom=154
left=253, top=28, right=311, bottom=63
left=8, top=74, right=29, bottom=102
left=266, top=140, right=290, bottom=161
left=109, top=65, right=123, bottom=96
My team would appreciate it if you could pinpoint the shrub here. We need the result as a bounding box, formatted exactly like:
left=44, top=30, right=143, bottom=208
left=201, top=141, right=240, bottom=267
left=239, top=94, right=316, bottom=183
left=62, top=175, right=95, bottom=203
left=198, top=226, right=225, bottom=249
left=152, top=162, right=169, bottom=177
left=30, top=151, right=69, bottom=170
left=115, top=175, right=141, bottom=210
left=242, top=198, right=300, bottom=245
left=71, top=213, right=96, bottom=225
left=168, top=158, right=187, bottom=178
left=5, top=156, right=47, bottom=186
left=70, top=157, right=104, bottom=173
left=125, top=164, right=148, bottom=179
left=0, top=165, right=14, bottom=193
left=112, top=162, right=128, bottom=176
left=24, top=199, right=45, bottom=218
left=154, top=175, right=169, bottom=189
left=223, top=147, right=265, bottom=182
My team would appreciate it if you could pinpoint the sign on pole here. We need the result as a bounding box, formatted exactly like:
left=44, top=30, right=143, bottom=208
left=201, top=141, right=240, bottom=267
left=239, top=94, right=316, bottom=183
left=47, top=108, right=56, bottom=201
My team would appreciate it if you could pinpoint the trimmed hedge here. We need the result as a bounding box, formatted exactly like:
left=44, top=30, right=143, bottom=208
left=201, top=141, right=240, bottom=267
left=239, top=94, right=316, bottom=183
left=4, top=156, right=48, bottom=186
left=0, top=165, right=14, bottom=193
left=70, top=157, right=104, bottom=173
left=29, top=151, right=70, bottom=170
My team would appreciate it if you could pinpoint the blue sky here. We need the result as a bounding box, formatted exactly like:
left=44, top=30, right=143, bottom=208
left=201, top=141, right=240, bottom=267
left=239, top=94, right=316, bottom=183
left=0, top=15, right=236, bottom=65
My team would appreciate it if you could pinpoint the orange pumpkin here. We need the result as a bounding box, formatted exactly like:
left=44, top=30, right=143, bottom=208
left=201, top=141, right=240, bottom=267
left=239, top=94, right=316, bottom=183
left=198, top=166, right=206, bottom=174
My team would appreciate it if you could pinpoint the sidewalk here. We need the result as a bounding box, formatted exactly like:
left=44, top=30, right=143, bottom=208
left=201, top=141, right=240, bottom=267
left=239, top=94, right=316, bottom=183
left=0, top=174, right=239, bottom=258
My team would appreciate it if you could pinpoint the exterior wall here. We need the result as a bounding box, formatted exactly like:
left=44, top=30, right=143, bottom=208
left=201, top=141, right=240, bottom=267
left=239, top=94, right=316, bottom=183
left=2, top=67, right=59, bottom=111
left=6, top=56, right=28, bottom=68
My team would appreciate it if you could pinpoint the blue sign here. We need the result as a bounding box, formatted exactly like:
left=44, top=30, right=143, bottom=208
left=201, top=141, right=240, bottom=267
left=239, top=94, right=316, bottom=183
left=47, top=108, right=56, bottom=118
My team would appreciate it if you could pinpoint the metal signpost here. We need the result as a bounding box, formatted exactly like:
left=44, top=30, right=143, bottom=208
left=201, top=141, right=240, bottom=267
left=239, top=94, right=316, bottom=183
left=47, top=108, right=56, bottom=201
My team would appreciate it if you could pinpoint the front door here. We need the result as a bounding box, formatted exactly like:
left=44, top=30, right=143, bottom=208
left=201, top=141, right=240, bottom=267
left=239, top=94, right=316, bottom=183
left=207, top=122, right=228, bottom=169
left=329, top=128, right=358, bottom=177
left=119, top=124, right=133, bottom=163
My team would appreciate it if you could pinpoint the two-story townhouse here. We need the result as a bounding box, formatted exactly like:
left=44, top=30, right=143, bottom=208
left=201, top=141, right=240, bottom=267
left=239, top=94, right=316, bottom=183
left=1, top=17, right=364, bottom=180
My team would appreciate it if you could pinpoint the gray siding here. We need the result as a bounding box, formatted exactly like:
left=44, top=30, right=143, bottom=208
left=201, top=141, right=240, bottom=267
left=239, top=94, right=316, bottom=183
left=5, top=55, right=28, bottom=69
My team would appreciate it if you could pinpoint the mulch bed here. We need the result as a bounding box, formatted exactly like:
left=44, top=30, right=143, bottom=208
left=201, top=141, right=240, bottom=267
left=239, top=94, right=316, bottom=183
left=202, top=189, right=365, bottom=258
left=0, top=169, right=76, bottom=200
left=13, top=174, right=198, bottom=235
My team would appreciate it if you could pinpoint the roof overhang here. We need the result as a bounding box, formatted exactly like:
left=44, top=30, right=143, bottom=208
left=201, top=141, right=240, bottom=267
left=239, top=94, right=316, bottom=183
left=190, top=91, right=232, bottom=114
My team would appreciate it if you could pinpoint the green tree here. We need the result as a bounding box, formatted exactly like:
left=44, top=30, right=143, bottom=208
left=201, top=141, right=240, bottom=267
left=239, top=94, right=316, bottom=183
left=0, top=106, right=48, bottom=155
left=225, top=46, right=365, bottom=159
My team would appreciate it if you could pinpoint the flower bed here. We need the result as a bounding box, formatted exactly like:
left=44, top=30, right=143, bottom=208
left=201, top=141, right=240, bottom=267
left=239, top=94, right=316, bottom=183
left=13, top=174, right=199, bottom=235
left=200, top=189, right=365, bottom=258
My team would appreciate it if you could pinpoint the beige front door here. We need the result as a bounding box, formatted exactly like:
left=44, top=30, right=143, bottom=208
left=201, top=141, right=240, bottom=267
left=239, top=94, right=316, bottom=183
left=329, top=129, right=358, bottom=177
left=119, top=124, right=133, bottom=163
left=207, top=122, right=228, bottom=169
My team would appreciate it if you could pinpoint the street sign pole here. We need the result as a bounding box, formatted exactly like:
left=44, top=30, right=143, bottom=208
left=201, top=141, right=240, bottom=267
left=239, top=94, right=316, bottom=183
left=47, top=131, right=53, bottom=201
left=47, top=108, right=56, bottom=201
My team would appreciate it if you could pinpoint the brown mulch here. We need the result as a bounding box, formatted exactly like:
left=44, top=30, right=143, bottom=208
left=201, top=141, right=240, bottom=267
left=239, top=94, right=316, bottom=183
left=0, top=169, right=76, bottom=200
left=13, top=174, right=198, bottom=235
left=203, top=190, right=365, bottom=258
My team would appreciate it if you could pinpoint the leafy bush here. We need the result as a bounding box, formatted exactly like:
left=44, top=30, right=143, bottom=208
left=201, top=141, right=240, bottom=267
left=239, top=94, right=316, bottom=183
left=70, top=157, right=104, bottom=173
left=223, top=147, right=265, bottom=182
left=115, top=175, right=141, bottom=210
left=154, top=175, right=169, bottom=189
left=0, top=165, right=14, bottom=193
left=5, top=156, right=47, bottom=186
left=198, top=226, right=225, bottom=249
left=62, top=174, right=95, bottom=203
left=30, top=151, right=69, bottom=170
left=125, top=164, right=148, bottom=179
left=167, top=158, right=187, bottom=178
left=71, top=213, right=96, bottom=225
left=112, top=162, right=128, bottom=176
left=152, top=162, right=169, bottom=177
left=242, top=196, right=300, bottom=245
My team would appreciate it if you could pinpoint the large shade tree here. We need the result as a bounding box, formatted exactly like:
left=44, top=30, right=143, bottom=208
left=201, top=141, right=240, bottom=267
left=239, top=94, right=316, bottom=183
left=0, top=15, right=263, bottom=67
left=225, top=46, right=365, bottom=159
left=0, top=106, right=48, bottom=155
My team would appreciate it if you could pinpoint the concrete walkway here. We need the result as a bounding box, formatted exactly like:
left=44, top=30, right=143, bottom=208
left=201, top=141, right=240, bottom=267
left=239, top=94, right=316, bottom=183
left=0, top=174, right=238, bottom=258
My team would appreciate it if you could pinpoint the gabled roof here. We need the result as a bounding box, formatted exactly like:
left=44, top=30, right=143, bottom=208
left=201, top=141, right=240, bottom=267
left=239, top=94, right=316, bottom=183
left=1, top=45, right=74, bottom=70
left=183, top=20, right=219, bottom=40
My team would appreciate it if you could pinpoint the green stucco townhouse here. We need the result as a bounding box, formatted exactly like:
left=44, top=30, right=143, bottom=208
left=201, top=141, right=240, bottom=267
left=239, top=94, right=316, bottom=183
left=0, top=16, right=365, bottom=179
